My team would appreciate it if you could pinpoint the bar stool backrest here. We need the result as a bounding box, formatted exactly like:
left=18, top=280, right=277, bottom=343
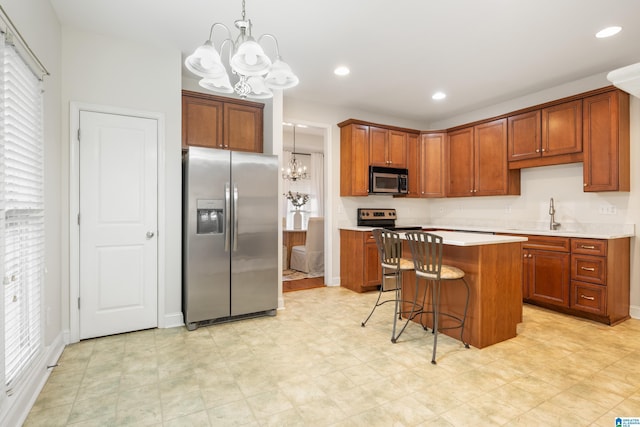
left=405, top=231, right=443, bottom=280
left=372, top=228, right=403, bottom=271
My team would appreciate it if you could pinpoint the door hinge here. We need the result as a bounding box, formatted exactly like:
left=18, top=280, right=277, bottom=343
left=77, top=297, right=80, bottom=309
left=77, top=213, right=80, bottom=225
left=77, top=128, right=80, bottom=142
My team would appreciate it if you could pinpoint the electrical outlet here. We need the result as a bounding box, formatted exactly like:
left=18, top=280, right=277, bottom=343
left=598, top=205, right=617, bottom=215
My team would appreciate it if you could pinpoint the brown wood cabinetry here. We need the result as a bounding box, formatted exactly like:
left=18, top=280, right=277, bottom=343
left=522, top=236, right=571, bottom=307
left=508, top=100, right=584, bottom=168
left=420, top=132, right=446, bottom=197
left=339, top=119, right=418, bottom=196
left=541, top=99, right=583, bottom=157
left=407, top=132, right=445, bottom=198
left=582, top=90, right=630, bottom=192
left=369, top=127, right=407, bottom=168
left=522, top=235, right=630, bottom=325
left=340, top=229, right=381, bottom=293
left=447, top=119, right=519, bottom=197
left=182, top=90, right=264, bottom=152
left=340, top=123, right=370, bottom=196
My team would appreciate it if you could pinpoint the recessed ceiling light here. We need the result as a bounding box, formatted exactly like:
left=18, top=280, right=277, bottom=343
left=432, top=91, right=446, bottom=100
left=334, top=66, right=350, bottom=76
left=596, top=26, right=622, bottom=38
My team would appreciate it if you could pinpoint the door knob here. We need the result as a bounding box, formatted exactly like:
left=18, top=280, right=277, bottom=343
left=146, top=231, right=155, bottom=239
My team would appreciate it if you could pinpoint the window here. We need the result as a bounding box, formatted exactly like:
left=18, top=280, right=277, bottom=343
left=0, top=32, right=44, bottom=391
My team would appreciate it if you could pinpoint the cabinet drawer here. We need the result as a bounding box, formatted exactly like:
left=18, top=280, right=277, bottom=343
left=571, top=254, right=606, bottom=284
left=522, top=235, right=570, bottom=252
left=571, top=239, right=606, bottom=256
left=571, top=280, right=606, bottom=315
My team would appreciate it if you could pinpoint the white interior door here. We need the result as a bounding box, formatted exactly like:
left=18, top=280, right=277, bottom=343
left=79, top=111, right=158, bottom=339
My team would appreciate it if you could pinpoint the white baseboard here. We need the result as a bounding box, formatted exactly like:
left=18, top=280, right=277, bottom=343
left=0, top=332, right=65, bottom=427
left=163, top=312, right=184, bottom=329
left=629, top=304, right=640, bottom=320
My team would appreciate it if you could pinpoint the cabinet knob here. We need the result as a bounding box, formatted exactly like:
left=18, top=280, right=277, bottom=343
left=529, top=254, right=533, bottom=258
left=535, top=149, right=540, bottom=153
left=584, top=183, right=587, bottom=187
left=541, top=148, right=546, bottom=152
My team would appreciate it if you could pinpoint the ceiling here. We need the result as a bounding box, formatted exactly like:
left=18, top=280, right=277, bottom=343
left=50, top=0, right=640, bottom=124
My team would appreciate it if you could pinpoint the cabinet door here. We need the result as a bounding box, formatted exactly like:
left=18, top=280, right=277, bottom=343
left=420, top=132, right=446, bottom=197
left=364, top=240, right=382, bottom=287
left=583, top=90, right=630, bottom=192
left=369, top=126, right=389, bottom=166
left=340, top=124, right=369, bottom=196
left=474, top=118, right=508, bottom=196
left=406, top=133, right=420, bottom=198
left=541, top=99, right=582, bottom=156
left=223, top=103, right=263, bottom=152
left=446, top=127, right=474, bottom=197
left=387, top=130, right=407, bottom=168
left=182, top=95, right=223, bottom=149
left=508, top=110, right=540, bottom=161
left=526, top=249, right=570, bottom=307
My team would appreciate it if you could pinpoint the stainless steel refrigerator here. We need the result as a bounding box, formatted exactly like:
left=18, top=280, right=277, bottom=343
left=182, top=147, right=278, bottom=330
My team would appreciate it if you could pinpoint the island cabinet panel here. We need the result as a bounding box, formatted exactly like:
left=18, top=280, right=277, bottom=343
left=582, top=90, right=630, bottom=192
left=339, top=230, right=380, bottom=293
left=340, top=123, right=370, bottom=196
left=401, top=241, right=523, bottom=349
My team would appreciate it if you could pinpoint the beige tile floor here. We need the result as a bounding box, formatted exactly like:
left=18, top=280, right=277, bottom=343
left=25, top=286, right=640, bottom=426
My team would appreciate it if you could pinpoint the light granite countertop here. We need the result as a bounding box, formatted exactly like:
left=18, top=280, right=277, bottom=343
left=339, top=222, right=635, bottom=240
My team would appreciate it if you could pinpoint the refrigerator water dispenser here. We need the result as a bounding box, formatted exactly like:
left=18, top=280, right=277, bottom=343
left=196, top=199, right=224, bottom=234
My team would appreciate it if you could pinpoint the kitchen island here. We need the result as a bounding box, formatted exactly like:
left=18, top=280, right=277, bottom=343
left=399, top=231, right=527, bottom=349
left=340, top=227, right=527, bottom=348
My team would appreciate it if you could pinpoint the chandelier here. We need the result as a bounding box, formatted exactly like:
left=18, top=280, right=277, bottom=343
left=184, top=0, right=299, bottom=99
left=282, top=126, right=308, bottom=181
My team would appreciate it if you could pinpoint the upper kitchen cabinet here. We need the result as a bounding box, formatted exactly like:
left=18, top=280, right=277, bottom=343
left=508, top=99, right=583, bottom=169
left=339, top=119, right=418, bottom=197
left=447, top=119, right=520, bottom=197
left=339, top=121, right=370, bottom=196
left=582, top=89, right=630, bottom=192
left=369, top=127, right=407, bottom=168
left=182, top=90, right=264, bottom=152
left=542, top=99, right=583, bottom=157
left=407, top=132, right=445, bottom=198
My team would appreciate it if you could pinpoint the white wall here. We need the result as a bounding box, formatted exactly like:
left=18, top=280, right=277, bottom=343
left=60, top=27, right=183, bottom=330
left=0, top=1, right=63, bottom=424
left=285, top=74, right=640, bottom=317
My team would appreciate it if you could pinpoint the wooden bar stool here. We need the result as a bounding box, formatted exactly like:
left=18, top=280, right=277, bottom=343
left=361, top=229, right=422, bottom=343
left=405, top=231, right=470, bottom=364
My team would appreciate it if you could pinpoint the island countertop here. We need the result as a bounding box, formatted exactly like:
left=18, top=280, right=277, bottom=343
left=339, top=227, right=527, bottom=246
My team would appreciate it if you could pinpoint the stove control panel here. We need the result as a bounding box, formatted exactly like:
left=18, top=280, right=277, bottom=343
left=357, top=208, right=397, bottom=222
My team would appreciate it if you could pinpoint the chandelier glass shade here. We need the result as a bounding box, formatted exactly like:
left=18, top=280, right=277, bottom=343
left=184, top=0, right=299, bottom=99
left=282, top=126, right=308, bottom=181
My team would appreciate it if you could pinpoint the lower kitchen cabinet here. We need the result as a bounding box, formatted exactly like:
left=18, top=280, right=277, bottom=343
left=521, top=235, right=630, bottom=325
left=522, top=236, right=571, bottom=307
left=340, top=230, right=381, bottom=293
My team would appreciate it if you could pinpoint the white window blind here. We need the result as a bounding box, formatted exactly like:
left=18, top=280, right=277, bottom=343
left=1, top=32, right=44, bottom=390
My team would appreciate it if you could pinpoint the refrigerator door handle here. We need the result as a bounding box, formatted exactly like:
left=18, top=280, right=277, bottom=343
left=225, top=182, right=231, bottom=252
left=233, top=184, right=239, bottom=251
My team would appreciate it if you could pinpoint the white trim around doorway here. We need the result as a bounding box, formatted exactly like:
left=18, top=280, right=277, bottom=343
left=68, top=102, right=167, bottom=343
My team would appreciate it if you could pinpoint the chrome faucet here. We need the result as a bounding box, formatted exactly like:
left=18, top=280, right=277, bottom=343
left=549, top=198, right=561, bottom=230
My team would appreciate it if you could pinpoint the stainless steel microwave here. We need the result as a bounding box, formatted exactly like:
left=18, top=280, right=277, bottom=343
left=369, top=166, right=408, bottom=195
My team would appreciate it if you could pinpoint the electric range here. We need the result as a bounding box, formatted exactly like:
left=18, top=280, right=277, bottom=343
left=356, top=208, right=422, bottom=231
